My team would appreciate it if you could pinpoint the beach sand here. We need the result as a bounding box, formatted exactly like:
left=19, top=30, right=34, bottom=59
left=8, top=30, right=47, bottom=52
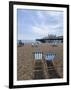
left=17, top=43, right=63, bottom=80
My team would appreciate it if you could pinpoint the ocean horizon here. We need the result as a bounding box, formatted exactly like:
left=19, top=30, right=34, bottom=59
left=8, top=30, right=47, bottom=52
left=17, top=40, right=36, bottom=44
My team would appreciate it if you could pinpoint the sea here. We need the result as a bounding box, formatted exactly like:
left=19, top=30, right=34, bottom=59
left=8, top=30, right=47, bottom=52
left=17, top=40, right=36, bottom=45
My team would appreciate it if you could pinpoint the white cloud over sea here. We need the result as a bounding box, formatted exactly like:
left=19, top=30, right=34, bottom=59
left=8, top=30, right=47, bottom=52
left=17, top=9, right=64, bottom=40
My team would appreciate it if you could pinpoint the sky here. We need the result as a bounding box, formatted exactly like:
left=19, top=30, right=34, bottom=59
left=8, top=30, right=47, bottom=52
left=17, top=9, right=64, bottom=40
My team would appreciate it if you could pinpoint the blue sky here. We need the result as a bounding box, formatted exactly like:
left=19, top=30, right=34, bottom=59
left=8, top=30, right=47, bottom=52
left=17, top=9, right=64, bottom=40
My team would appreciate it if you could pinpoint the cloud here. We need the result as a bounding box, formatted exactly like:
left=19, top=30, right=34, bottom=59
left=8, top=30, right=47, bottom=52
left=45, top=11, right=63, bottom=16
left=32, top=23, right=63, bottom=37
left=17, top=9, right=64, bottom=40
left=31, top=10, right=63, bottom=36
left=32, top=26, right=48, bottom=36
left=36, top=11, right=44, bottom=18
